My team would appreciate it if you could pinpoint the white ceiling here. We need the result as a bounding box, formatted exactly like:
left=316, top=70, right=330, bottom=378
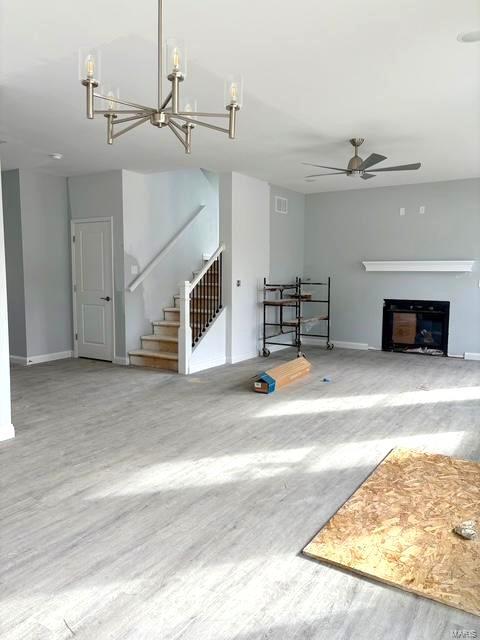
left=0, top=0, right=479, bottom=193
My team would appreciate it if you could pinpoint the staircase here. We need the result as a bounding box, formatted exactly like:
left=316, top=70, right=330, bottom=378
left=129, top=249, right=223, bottom=372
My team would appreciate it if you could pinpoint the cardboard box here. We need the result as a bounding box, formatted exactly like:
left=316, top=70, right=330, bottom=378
left=392, top=312, right=417, bottom=344
left=253, top=373, right=276, bottom=394
left=253, top=357, right=311, bottom=393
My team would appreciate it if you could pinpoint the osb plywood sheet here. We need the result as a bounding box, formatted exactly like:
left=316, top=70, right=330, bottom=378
left=303, top=448, right=480, bottom=616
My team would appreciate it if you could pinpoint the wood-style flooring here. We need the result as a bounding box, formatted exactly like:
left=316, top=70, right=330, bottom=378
left=1, top=348, right=479, bottom=639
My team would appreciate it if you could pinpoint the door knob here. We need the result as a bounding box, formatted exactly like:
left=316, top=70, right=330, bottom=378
left=100, top=296, right=111, bottom=302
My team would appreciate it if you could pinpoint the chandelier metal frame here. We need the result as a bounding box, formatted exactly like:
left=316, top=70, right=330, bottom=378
left=80, top=0, right=240, bottom=154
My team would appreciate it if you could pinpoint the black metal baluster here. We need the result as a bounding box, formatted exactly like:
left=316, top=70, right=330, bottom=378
left=191, top=287, right=195, bottom=346
left=211, top=261, right=214, bottom=320
left=195, top=279, right=202, bottom=342
left=211, top=261, right=215, bottom=321
left=196, top=280, right=200, bottom=342
left=201, top=274, right=205, bottom=338
left=219, top=252, right=223, bottom=310
left=206, top=265, right=210, bottom=327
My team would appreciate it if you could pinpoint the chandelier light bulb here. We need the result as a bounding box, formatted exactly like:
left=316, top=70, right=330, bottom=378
left=78, top=47, right=101, bottom=83
left=166, top=38, right=187, bottom=76
left=86, top=55, right=95, bottom=79
left=230, top=83, right=238, bottom=103
left=224, top=75, right=243, bottom=108
left=107, top=92, right=115, bottom=110
left=173, top=48, right=180, bottom=70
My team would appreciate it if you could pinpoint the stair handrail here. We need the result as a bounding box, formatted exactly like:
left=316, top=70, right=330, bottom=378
left=189, top=243, right=225, bottom=291
left=128, top=204, right=206, bottom=292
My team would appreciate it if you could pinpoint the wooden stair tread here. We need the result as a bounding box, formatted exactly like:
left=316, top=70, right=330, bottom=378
left=129, top=349, right=178, bottom=360
left=141, top=335, right=178, bottom=343
left=152, top=320, right=180, bottom=327
left=163, top=307, right=180, bottom=313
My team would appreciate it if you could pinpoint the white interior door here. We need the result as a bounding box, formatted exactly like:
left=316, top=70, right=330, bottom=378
left=73, top=220, right=114, bottom=361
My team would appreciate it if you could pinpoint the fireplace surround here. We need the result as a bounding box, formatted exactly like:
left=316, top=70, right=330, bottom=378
left=382, top=299, right=450, bottom=356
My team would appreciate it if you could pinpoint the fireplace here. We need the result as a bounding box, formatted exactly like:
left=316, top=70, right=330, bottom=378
left=382, top=299, right=450, bottom=356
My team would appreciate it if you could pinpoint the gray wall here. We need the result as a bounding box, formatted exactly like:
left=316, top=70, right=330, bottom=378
left=1, top=170, right=26, bottom=357
left=305, top=178, right=480, bottom=355
left=19, top=171, right=72, bottom=357
left=122, top=169, right=219, bottom=353
left=270, top=185, right=305, bottom=282
left=68, top=171, right=126, bottom=360
left=2, top=170, right=72, bottom=358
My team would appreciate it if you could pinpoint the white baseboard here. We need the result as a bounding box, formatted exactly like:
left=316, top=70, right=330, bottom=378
left=464, top=352, right=480, bottom=361
left=0, top=423, right=15, bottom=442
left=10, top=351, right=73, bottom=366
left=113, top=356, right=130, bottom=366
left=301, top=337, right=369, bottom=351
left=334, top=340, right=369, bottom=350
left=27, top=350, right=73, bottom=365
left=189, top=355, right=227, bottom=374
left=266, top=344, right=291, bottom=354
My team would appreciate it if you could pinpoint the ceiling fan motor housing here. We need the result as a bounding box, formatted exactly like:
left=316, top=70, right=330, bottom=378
left=347, top=138, right=365, bottom=173
left=347, top=155, right=364, bottom=172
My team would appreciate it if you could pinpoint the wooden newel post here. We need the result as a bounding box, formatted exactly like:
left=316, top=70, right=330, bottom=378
left=178, top=280, right=192, bottom=375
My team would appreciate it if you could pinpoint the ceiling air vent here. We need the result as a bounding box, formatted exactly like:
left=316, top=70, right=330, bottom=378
left=274, top=196, right=288, bottom=215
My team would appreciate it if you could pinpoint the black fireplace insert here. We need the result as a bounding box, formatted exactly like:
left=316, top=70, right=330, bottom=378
left=382, top=299, right=450, bottom=356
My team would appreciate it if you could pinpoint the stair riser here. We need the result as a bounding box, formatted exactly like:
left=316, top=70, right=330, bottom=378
left=164, top=309, right=180, bottom=322
left=130, top=355, right=178, bottom=371
left=141, top=339, right=178, bottom=354
left=153, top=325, right=178, bottom=338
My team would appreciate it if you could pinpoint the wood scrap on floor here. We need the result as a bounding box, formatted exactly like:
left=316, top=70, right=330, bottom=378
left=303, top=448, right=480, bottom=617
left=253, top=357, right=311, bottom=394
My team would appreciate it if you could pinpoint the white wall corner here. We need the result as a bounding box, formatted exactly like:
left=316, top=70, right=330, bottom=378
left=10, top=355, right=28, bottom=365
left=178, top=281, right=192, bottom=375
left=113, top=356, right=130, bottom=366
left=0, top=423, right=15, bottom=442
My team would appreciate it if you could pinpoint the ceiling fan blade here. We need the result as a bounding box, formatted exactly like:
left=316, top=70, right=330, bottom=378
left=361, top=173, right=376, bottom=180
left=358, top=153, right=387, bottom=171
left=305, top=172, right=348, bottom=178
left=373, top=162, right=421, bottom=172
left=302, top=162, right=348, bottom=172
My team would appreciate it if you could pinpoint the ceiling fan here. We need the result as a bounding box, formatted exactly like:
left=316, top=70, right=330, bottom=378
left=303, top=138, right=421, bottom=181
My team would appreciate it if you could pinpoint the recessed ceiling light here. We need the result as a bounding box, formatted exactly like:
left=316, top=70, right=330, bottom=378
left=457, top=30, right=480, bottom=43
left=48, top=153, right=63, bottom=160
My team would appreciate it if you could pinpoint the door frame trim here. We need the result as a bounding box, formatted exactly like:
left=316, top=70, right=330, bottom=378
left=71, top=217, right=115, bottom=362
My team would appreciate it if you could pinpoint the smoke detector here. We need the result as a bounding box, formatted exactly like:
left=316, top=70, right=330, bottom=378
left=48, top=153, right=63, bottom=160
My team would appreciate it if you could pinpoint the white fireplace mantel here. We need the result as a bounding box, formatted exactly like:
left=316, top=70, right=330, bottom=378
left=362, top=260, right=475, bottom=273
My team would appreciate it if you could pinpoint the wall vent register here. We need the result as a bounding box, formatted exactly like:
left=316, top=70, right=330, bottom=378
left=274, top=196, right=288, bottom=214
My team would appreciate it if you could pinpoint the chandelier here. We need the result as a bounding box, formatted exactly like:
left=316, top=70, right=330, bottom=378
left=79, top=0, right=242, bottom=154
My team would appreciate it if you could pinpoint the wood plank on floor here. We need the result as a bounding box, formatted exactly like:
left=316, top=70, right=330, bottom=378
left=303, top=448, right=480, bottom=617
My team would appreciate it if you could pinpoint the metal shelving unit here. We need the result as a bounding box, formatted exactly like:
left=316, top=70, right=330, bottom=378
left=262, top=277, right=333, bottom=357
